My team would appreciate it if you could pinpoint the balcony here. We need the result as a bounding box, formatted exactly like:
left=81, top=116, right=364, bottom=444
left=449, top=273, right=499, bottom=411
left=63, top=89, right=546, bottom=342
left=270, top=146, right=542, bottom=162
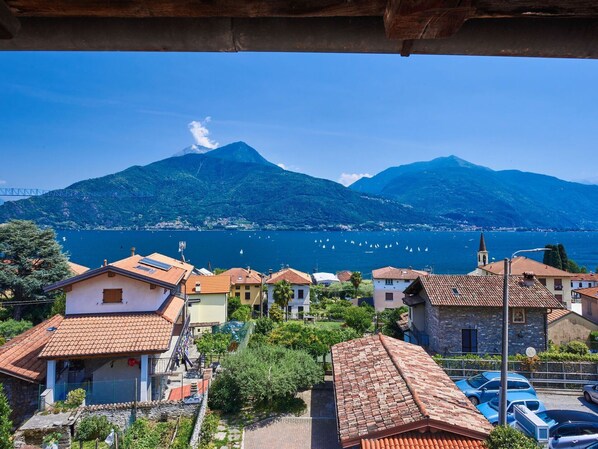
left=554, top=284, right=563, bottom=291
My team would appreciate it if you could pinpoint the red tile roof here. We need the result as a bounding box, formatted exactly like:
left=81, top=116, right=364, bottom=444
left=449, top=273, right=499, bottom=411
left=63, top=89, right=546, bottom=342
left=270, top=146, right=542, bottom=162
left=481, top=257, right=574, bottom=277
left=39, top=311, right=175, bottom=359
left=405, top=275, right=563, bottom=309
left=222, top=268, right=263, bottom=285
left=68, top=261, right=89, bottom=276
left=167, top=382, right=209, bottom=400
left=547, top=308, right=573, bottom=324
left=110, top=255, right=187, bottom=285
left=266, top=268, right=312, bottom=285
left=575, top=287, right=598, bottom=299
left=361, top=431, right=486, bottom=449
left=0, top=315, right=63, bottom=382
left=372, top=266, right=429, bottom=280
left=571, top=273, right=598, bottom=282
left=146, top=252, right=194, bottom=280
left=337, top=271, right=353, bottom=283
left=157, top=295, right=185, bottom=323
left=331, top=335, right=492, bottom=448
left=186, top=274, right=231, bottom=295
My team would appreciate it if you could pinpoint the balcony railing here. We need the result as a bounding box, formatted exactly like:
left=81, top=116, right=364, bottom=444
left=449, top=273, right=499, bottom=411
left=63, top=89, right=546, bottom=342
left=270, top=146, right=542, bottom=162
left=554, top=285, right=563, bottom=291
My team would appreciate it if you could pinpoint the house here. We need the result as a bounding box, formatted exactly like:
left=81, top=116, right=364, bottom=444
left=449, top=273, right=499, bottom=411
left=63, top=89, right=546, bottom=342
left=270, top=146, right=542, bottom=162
left=571, top=273, right=598, bottom=290
left=336, top=270, right=353, bottom=283
left=547, top=309, right=598, bottom=346
left=403, top=274, right=563, bottom=355
left=41, top=252, right=194, bottom=406
left=266, top=267, right=311, bottom=319
left=575, top=287, right=598, bottom=325
left=67, top=261, right=89, bottom=276
left=371, top=266, right=428, bottom=311
left=331, top=334, right=492, bottom=449
left=0, top=315, right=63, bottom=427
left=186, top=274, right=231, bottom=335
left=221, top=267, right=264, bottom=314
left=312, top=272, right=340, bottom=286
left=476, top=256, right=575, bottom=309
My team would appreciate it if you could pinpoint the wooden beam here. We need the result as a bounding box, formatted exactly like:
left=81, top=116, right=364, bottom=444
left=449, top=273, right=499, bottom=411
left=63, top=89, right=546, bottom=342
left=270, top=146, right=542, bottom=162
left=0, top=0, right=20, bottom=38
left=6, top=0, right=386, bottom=18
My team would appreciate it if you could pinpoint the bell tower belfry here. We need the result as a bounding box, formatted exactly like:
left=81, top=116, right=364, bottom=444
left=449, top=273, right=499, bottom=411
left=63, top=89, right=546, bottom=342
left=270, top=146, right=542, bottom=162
left=477, top=232, right=488, bottom=267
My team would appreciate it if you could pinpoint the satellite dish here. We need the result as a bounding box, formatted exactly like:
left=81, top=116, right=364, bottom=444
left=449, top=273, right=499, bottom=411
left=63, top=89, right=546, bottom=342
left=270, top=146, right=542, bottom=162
left=525, top=347, right=537, bottom=358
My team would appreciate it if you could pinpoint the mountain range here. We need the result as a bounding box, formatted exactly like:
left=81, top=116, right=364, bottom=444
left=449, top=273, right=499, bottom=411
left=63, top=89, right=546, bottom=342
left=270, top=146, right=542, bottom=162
left=1, top=145, right=597, bottom=231
left=0, top=142, right=430, bottom=231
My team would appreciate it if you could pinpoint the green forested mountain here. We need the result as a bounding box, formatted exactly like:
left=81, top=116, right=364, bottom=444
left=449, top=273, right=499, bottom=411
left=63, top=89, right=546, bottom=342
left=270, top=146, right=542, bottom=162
left=350, top=155, right=598, bottom=230
left=0, top=142, right=433, bottom=230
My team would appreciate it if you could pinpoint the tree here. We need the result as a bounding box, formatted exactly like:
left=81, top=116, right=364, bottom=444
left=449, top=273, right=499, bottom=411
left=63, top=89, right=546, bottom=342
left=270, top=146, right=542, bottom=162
left=344, top=306, right=373, bottom=335
left=0, top=319, right=32, bottom=340
left=268, top=303, right=284, bottom=323
left=0, top=384, right=12, bottom=449
left=273, top=280, right=293, bottom=321
left=349, top=272, right=363, bottom=298
left=0, top=221, right=71, bottom=321
left=543, top=244, right=563, bottom=270
left=254, top=317, right=275, bottom=335
left=195, top=332, right=231, bottom=356
left=379, top=306, right=409, bottom=339
left=557, top=244, right=568, bottom=270
left=227, top=295, right=241, bottom=320
left=230, top=305, right=251, bottom=322
left=486, top=425, right=539, bottom=449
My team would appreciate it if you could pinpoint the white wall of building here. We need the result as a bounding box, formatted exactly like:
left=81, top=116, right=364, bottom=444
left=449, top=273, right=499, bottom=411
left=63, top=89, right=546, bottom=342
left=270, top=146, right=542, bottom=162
left=373, top=278, right=415, bottom=311
left=267, top=284, right=310, bottom=318
left=66, top=273, right=171, bottom=315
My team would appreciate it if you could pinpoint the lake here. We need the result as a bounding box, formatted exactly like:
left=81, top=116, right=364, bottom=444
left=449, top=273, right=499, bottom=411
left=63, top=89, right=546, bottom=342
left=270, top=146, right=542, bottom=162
left=55, top=230, right=598, bottom=276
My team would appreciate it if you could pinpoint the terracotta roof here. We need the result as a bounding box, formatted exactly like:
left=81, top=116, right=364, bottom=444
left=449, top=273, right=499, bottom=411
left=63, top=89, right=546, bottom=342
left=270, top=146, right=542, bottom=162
left=146, top=252, right=194, bottom=280
left=575, top=287, right=598, bottom=299
left=405, top=275, right=563, bottom=309
left=331, top=335, right=492, bottom=448
left=0, top=315, right=63, bottom=382
left=481, top=256, right=574, bottom=277
left=361, top=431, right=486, bottom=449
left=186, top=274, right=231, bottom=295
left=168, top=382, right=209, bottom=400
left=266, top=268, right=312, bottom=285
left=111, top=254, right=187, bottom=285
left=157, top=295, right=184, bottom=323
left=39, top=311, right=175, bottom=359
left=337, top=271, right=353, bottom=283
left=68, top=261, right=89, bottom=276
left=571, top=273, right=598, bottom=282
left=547, top=308, right=574, bottom=324
left=221, top=268, right=263, bottom=286
left=372, top=267, right=429, bottom=280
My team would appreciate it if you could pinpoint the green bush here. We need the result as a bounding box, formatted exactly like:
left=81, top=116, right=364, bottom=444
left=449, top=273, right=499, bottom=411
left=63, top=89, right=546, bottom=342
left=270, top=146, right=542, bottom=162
left=196, top=332, right=231, bottom=355
left=0, top=319, right=32, bottom=340
left=76, top=416, right=115, bottom=441
left=379, top=307, right=408, bottom=339
left=267, top=322, right=358, bottom=358
left=560, top=340, right=589, bottom=355
left=254, top=317, right=274, bottom=335
left=327, top=302, right=351, bottom=320
left=268, top=303, right=284, bottom=323
left=344, top=306, right=373, bottom=335
left=486, top=425, right=539, bottom=449
left=199, top=411, right=219, bottom=447
left=590, top=331, right=598, bottom=342
left=227, top=296, right=241, bottom=319
left=171, top=417, right=194, bottom=449
left=230, top=305, right=251, bottom=322
left=65, top=388, right=86, bottom=408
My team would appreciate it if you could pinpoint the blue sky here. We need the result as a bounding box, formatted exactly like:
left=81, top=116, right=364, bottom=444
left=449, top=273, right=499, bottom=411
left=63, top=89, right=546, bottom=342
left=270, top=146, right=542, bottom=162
left=0, top=51, right=597, bottom=192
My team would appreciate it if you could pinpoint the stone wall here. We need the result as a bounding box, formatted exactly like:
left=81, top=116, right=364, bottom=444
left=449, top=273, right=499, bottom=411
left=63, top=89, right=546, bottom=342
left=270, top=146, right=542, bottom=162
left=79, top=400, right=199, bottom=431
left=0, top=374, right=40, bottom=428
left=429, top=306, right=547, bottom=355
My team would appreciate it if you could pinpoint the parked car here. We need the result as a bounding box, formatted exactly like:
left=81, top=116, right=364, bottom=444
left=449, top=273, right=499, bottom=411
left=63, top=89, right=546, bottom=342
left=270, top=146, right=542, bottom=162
left=533, top=410, right=598, bottom=449
left=583, top=384, right=598, bottom=403
left=455, top=371, right=536, bottom=405
left=477, top=392, right=545, bottom=425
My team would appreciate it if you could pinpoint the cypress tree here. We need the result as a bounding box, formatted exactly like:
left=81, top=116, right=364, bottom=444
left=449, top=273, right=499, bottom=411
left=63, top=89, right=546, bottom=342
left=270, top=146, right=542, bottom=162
left=557, top=244, right=569, bottom=270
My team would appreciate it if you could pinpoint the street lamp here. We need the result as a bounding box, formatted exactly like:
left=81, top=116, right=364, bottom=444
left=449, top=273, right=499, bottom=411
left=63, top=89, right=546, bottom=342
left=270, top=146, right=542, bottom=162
left=499, top=247, right=551, bottom=426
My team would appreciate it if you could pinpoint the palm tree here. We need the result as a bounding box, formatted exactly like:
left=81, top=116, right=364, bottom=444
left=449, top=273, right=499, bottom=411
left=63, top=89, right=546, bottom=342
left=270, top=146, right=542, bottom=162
left=350, top=271, right=363, bottom=299
left=273, top=280, right=293, bottom=321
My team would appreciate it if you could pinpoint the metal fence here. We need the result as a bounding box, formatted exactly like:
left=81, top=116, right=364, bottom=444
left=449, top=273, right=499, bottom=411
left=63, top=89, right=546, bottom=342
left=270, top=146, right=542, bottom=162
left=435, top=357, right=598, bottom=388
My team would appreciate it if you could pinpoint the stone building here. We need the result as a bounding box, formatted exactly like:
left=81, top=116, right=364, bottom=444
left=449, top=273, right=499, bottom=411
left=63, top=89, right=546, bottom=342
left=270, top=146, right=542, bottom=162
left=403, top=274, right=563, bottom=355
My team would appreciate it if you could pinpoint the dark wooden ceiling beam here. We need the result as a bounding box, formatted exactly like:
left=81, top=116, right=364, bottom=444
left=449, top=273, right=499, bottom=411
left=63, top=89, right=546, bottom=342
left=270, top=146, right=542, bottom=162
left=385, top=0, right=598, bottom=40
left=6, top=0, right=386, bottom=18
left=0, top=0, right=20, bottom=38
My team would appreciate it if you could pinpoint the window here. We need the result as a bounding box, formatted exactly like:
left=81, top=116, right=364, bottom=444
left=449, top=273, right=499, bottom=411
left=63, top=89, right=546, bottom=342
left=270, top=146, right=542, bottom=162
left=555, top=294, right=563, bottom=302
left=235, top=292, right=240, bottom=298
left=539, top=278, right=546, bottom=286
left=288, top=306, right=292, bottom=313
left=554, top=278, right=563, bottom=290
left=462, top=329, right=478, bottom=353
left=512, top=308, right=525, bottom=324
left=556, top=424, right=580, bottom=438
left=526, top=401, right=540, bottom=411
left=385, top=279, right=393, bottom=285
left=297, top=289, right=304, bottom=299
left=245, top=285, right=250, bottom=290
left=298, top=306, right=304, bottom=313
left=235, top=285, right=240, bottom=290
left=245, top=291, right=250, bottom=300
left=580, top=282, right=583, bottom=288
left=385, top=292, right=393, bottom=301
left=103, top=288, right=122, bottom=303
left=484, top=381, right=500, bottom=390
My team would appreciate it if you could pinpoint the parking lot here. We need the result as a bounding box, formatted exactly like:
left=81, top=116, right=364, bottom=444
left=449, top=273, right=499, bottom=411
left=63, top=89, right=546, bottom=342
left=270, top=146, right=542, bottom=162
left=538, top=389, right=598, bottom=414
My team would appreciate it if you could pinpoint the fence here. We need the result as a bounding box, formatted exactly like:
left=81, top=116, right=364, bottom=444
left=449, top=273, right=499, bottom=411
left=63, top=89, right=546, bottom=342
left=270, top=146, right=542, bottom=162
left=435, top=357, right=598, bottom=388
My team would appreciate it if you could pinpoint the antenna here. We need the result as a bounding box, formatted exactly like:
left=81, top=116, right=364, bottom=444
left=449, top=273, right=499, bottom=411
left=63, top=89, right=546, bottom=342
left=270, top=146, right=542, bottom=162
left=178, top=241, right=187, bottom=262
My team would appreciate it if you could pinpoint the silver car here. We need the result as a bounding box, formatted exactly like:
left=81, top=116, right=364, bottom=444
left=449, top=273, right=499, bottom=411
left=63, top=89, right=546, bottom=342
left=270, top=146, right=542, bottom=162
left=584, top=384, right=598, bottom=403
left=534, top=410, right=598, bottom=449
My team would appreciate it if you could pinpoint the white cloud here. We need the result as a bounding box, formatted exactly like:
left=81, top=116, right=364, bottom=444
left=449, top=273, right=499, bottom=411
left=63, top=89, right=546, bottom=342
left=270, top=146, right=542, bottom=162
left=188, top=117, right=219, bottom=149
left=277, top=163, right=287, bottom=170
left=338, top=173, right=372, bottom=187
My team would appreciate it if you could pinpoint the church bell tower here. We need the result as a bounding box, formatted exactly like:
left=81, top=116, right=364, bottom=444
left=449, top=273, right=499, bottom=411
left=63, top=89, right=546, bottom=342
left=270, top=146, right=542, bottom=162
left=477, top=232, right=488, bottom=267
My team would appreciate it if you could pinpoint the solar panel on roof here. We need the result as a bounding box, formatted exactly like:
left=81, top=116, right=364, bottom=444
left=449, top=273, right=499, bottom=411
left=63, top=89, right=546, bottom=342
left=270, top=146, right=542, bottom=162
left=135, top=265, right=156, bottom=274
left=139, top=257, right=172, bottom=271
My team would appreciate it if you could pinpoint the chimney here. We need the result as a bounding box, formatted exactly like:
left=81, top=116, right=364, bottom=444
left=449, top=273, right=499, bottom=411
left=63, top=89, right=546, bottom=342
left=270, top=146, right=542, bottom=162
left=103, top=259, right=108, bottom=267
left=522, top=271, right=535, bottom=287
left=195, top=282, right=201, bottom=293
left=131, top=247, right=136, bottom=256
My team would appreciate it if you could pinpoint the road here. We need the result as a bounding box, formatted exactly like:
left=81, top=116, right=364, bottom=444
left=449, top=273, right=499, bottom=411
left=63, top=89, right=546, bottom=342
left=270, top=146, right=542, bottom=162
left=538, top=389, right=598, bottom=414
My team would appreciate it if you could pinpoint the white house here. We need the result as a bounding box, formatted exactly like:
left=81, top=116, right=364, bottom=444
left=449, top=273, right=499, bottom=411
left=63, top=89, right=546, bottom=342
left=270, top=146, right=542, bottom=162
left=266, top=268, right=312, bottom=319
left=372, top=266, right=428, bottom=311
left=312, top=272, right=340, bottom=286
left=42, top=252, right=194, bottom=406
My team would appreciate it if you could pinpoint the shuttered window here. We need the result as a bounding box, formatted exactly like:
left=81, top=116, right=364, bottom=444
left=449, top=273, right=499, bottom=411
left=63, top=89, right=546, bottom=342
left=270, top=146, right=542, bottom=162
left=103, top=288, right=123, bottom=303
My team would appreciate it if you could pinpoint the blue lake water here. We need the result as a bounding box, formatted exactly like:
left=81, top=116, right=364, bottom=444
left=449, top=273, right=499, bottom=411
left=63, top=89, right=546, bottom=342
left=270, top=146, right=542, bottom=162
left=55, top=230, right=598, bottom=276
